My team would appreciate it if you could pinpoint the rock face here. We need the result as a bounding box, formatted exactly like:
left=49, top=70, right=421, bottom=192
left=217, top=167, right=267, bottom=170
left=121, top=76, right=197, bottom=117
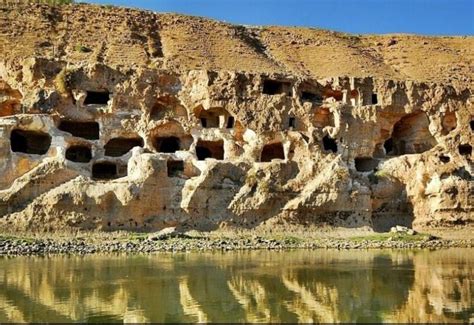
left=0, top=3, right=472, bottom=232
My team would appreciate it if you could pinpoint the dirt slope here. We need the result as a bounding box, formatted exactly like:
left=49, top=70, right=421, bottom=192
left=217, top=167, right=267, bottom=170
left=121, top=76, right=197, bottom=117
left=0, top=3, right=472, bottom=87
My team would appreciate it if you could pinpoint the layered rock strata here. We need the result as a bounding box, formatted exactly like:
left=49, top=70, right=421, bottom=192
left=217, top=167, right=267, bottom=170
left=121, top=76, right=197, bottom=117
left=0, top=4, right=472, bottom=231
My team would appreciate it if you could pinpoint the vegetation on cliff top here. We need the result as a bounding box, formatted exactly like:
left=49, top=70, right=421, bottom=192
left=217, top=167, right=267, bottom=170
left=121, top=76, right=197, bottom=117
left=17, top=0, right=74, bottom=4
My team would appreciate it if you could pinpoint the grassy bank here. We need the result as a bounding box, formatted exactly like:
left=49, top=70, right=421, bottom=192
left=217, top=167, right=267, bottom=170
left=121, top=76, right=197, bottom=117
left=0, top=227, right=472, bottom=256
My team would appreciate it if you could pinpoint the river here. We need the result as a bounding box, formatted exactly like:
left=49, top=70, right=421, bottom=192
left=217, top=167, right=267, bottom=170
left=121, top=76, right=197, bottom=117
left=0, top=248, right=472, bottom=323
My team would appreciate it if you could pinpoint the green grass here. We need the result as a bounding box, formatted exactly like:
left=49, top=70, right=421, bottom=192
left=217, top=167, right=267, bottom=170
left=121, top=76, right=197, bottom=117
left=75, top=44, right=91, bottom=53
left=374, top=170, right=392, bottom=179
left=271, top=235, right=303, bottom=244
left=350, top=232, right=431, bottom=243
left=0, top=234, right=36, bottom=244
left=126, top=233, right=149, bottom=242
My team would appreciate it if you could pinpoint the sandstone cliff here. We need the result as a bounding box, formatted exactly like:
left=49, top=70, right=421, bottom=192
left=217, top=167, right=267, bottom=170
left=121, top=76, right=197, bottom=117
left=0, top=3, right=472, bottom=231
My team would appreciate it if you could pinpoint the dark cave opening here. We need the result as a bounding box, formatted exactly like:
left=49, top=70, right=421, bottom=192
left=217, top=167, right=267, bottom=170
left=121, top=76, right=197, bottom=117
left=261, top=142, right=285, bottom=162
left=105, top=137, right=143, bottom=157
left=10, top=129, right=51, bottom=155
left=66, top=145, right=92, bottom=163
left=154, top=136, right=181, bottom=153
left=58, top=121, right=100, bottom=140
left=84, top=91, right=110, bottom=105
left=196, top=140, right=224, bottom=160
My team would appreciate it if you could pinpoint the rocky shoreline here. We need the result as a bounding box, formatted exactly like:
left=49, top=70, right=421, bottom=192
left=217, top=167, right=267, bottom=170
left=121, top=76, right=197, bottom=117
left=0, top=233, right=472, bottom=256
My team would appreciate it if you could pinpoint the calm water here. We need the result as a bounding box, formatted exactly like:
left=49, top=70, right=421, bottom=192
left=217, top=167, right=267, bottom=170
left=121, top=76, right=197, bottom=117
left=0, top=249, right=472, bottom=323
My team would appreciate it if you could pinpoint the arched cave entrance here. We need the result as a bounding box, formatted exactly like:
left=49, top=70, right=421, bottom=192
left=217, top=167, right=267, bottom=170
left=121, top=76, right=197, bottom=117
left=150, top=99, right=188, bottom=121
left=441, top=111, right=457, bottom=135
left=154, top=136, right=181, bottom=153
left=150, top=121, right=193, bottom=153
left=384, top=112, right=436, bottom=156
left=260, top=142, right=285, bottom=162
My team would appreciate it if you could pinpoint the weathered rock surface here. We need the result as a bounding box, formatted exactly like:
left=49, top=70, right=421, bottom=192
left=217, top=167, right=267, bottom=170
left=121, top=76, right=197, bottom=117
left=0, top=3, right=472, bottom=232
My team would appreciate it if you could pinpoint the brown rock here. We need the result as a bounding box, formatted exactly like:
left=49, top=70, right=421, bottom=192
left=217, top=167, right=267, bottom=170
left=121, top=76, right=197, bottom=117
left=0, top=3, right=472, bottom=232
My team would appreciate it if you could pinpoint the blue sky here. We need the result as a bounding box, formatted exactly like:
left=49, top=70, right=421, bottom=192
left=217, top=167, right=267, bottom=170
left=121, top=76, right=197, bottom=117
left=83, top=0, right=474, bottom=35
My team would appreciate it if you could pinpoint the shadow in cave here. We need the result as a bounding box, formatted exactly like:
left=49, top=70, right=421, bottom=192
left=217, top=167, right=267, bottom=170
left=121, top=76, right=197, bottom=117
left=371, top=178, right=414, bottom=232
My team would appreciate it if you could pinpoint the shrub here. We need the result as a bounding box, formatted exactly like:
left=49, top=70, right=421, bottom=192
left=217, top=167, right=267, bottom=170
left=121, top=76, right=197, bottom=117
left=334, top=167, right=349, bottom=179
left=54, top=67, right=74, bottom=95
left=374, top=170, right=391, bottom=179
left=75, top=44, right=91, bottom=53
left=245, top=171, right=257, bottom=187
left=368, top=172, right=378, bottom=184
left=259, top=180, right=270, bottom=193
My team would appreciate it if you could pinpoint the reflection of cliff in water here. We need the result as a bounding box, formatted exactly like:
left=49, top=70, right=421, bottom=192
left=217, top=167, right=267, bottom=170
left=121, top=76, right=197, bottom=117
left=386, top=249, right=474, bottom=323
left=0, top=249, right=472, bottom=323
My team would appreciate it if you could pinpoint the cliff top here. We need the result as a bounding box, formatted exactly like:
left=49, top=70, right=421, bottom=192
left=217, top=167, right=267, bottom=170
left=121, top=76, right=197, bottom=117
left=0, top=3, right=473, bottom=88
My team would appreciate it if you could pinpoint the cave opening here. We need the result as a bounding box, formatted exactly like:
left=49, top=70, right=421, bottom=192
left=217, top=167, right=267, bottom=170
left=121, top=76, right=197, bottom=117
left=263, top=80, right=292, bottom=96
left=150, top=100, right=188, bottom=121
left=226, top=116, right=235, bottom=129
left=10, top=129, right=51, bottom=155
left=441, top=111, right=457, bottom=135
left=150, top=103, right=165, bottom=120
left=288, top=117, right=296, bottom=129
left=154, top=136, right=181, bottom=153
left=385, top=112, right=436, bottom=156
left=84, top=91, right=110, bottom=105
left=92, top=162, right=120, bottom=180
left=198, top=111, right=220, bottom=128
left=355, top=157, right=379, bottom=172
left=167, top=160, right=184, bottom=177
left=371, top=93, right=378, bottom=105
left=105, top=137, right=143, bottom=157
left=301, top=91, right=323, bottom=103
left=196, top=140, right=224, bottom=160
left=439, top=155, right=450, bottom=163
left=260, top=142, right=285, bottom=162
left=58, top=121, right=100, bottom=140
left=384, top=138, right=394, bottom=155
left=66, top=145, right=92, bottom=163
left=470, top=120, right=474, bottom=131
left=458, top=144, right=472, bottom=156
left=323, top=135, right=338, bottom=153
left=200, top=115, right=219, bottom=128
left=314, top=107, right=334, bottom=128
left=196, top=107, right=234, bottom=129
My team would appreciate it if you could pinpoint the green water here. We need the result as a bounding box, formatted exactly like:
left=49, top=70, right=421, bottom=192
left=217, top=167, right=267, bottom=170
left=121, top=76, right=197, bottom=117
left=0, top=249, right=472, bottom=323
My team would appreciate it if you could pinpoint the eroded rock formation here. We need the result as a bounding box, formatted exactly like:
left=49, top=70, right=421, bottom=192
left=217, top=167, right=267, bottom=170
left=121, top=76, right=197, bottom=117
left=0, top=4, right=472, bottom=231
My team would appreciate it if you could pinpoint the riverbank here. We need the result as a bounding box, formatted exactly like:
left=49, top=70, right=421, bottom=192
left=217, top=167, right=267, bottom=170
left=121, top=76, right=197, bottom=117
left=1, top=226, right=473, bottom=256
